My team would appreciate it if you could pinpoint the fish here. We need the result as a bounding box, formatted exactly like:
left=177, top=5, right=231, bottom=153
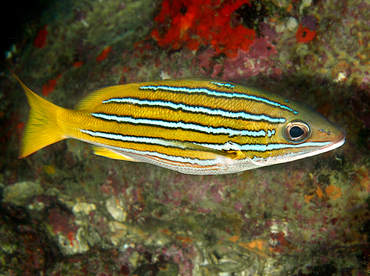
left=14, top=74, right=346, bottom=175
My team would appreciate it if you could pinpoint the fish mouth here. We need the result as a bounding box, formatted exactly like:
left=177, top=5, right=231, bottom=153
left=314, top=126, right=346, bottom=156
left=321, top=136, right=345, bottom=153
left=330, top=126, right=346, bottom=148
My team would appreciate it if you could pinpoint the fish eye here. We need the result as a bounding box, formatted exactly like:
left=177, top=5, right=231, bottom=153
left=283, top=121, right=310, bottom=143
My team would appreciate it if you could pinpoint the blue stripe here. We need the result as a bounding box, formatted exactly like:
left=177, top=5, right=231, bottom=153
left=79, top=129, right=221, bottom=168
left=80, top=129, right=174, bottom=147
left=91, top=113, right=267, bottom=137
left=210, top=81, right=235, bottom=89
left=139, top=85, right=298, bottom=114
left=80, top=128, right=330, bottom=153
left=78, top=129, right=334, bottom=174
left=102, top=98, right=286, bottom=124
left=195, top=141, right=332, bottom=152
left=82, top=141, right=220, bottom=166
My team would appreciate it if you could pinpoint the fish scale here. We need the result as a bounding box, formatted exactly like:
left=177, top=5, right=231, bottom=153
left=14, top=74, right=346, bottom=175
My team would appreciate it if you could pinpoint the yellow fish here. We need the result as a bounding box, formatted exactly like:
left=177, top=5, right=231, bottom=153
left=14, top=74, right=345, bottom=175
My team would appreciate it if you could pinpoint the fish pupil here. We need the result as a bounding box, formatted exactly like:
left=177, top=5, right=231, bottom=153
left=290, top=126, right=304, bottom=138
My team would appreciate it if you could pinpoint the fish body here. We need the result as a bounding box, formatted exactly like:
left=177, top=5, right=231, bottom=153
left=15, top=76, right=346, bottom=175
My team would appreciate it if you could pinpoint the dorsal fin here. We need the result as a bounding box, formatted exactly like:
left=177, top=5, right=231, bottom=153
left=75, top=86, right=122, bottom=110
left=75, top=84, right=140, bottom=110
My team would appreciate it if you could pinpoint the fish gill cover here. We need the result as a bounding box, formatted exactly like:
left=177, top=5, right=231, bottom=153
left=151, top=0, right=256, bottom=58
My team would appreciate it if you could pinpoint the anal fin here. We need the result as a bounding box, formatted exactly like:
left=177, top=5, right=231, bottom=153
left=92, top=147, right=138, bottom=162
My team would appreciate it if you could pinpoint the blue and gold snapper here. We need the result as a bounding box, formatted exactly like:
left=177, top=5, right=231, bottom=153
left=15, top=75, right=346, bottom=175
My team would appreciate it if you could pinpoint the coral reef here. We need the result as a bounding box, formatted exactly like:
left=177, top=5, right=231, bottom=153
left=151, top=0, right=256, bottom=58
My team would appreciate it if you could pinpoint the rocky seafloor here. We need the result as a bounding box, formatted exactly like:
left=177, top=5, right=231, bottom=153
left=1, top=0, right=370, bottom=275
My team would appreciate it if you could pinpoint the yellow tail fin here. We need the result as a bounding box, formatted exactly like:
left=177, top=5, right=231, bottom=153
left=11, top=71, right=66, bottom=158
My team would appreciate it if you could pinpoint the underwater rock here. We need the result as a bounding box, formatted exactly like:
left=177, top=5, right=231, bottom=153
left=108, top=221, right=128, bottom=246
left=57, top=227, right=90, bottom=255
left=106, top=196, right=127, bottom=222
left=72, top=202, right=96, bottom=216
left=286, top=17, right=298, bottom=31
left=2, top=181, right=44, bottom=206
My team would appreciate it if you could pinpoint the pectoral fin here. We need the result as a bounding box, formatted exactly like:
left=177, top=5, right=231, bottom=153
left=167, top=140, right=244, bottom=160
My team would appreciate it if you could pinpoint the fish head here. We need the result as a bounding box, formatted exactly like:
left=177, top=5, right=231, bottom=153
left=262, top=101, right=346, bottom=165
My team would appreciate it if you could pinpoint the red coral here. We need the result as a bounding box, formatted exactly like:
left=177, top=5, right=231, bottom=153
left=96, top=46, right=112, bottom=62
left=42, top=79, right=57, bottom=96
left=296, top=24, right=316, bottom=43
left=152, top=0, right=255, bottom=58
left=73, top=61, right=84, bottom=67
left=33, top=25, right=49, bottom=48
